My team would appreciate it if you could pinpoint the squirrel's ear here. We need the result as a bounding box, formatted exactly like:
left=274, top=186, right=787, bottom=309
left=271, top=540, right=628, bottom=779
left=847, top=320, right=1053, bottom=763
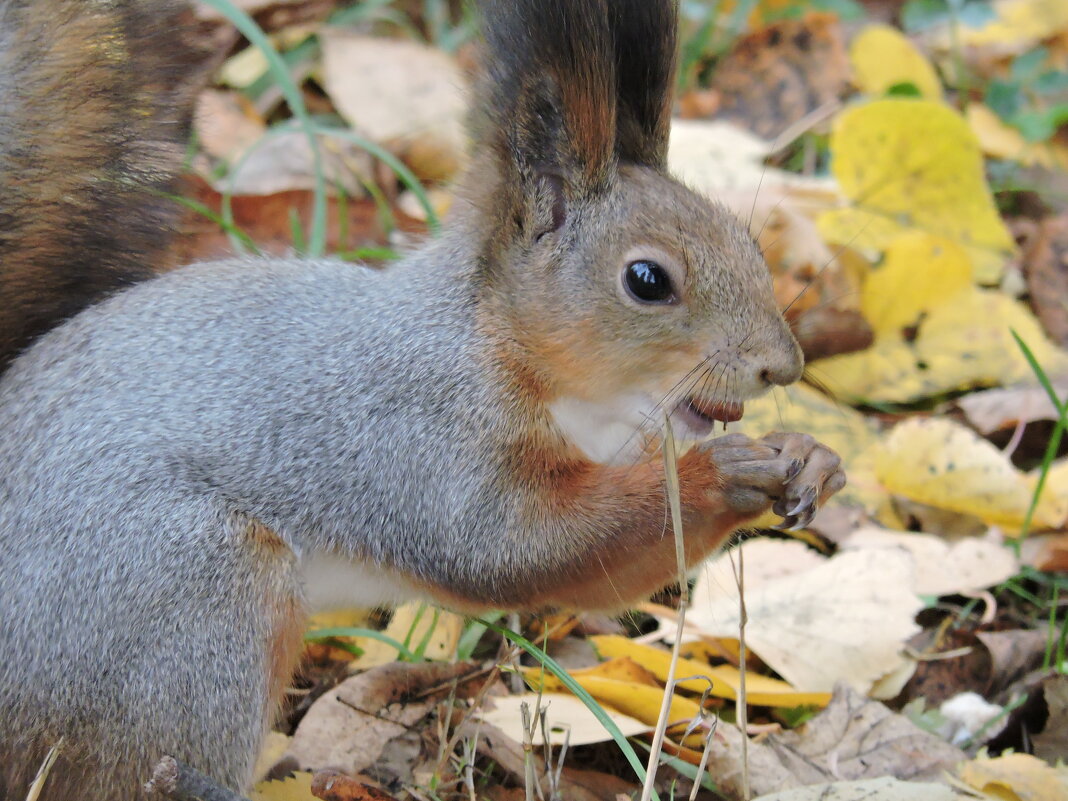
left=610, top=0, right=679, bottom=168
left=477, top=0, right=617, bottom=221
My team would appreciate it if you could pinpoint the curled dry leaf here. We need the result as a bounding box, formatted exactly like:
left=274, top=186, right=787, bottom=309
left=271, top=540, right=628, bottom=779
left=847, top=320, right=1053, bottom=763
left=705, top=684, right=967, bottom=799
left=319, top=33, right=468, bottom=182
left=687, top=544, right=921, bottom=695
left=957, top=381, right=1068, bottom=434
left=840, top=526, right=1019, bottom=596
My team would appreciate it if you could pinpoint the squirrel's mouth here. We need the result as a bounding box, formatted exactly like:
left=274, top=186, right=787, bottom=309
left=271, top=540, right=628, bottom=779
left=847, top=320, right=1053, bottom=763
left=674, top=396, right=744, bottom=436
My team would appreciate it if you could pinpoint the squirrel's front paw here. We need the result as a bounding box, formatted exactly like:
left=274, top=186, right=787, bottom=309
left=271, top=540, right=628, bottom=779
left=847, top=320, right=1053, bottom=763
left=702, top=432, right=845, bottom=528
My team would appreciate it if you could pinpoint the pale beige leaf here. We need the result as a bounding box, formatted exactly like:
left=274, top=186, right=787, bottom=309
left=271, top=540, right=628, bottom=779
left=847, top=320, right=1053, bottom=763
left=959, top=752, right=1068, bottom=801
left=841, top=526, right=1019, bottom=596
left=320, top=33, right=468, bottom=181
left=754, top=777, right=968, bottom=801
left=477, top=692, right=649, bottom=746
left=689, top=548, right=921, bottom=694
left=691, top=538, right=826, bottom=608
left=957, top=381, right=1068, bottom=434
left=352, top=602, right=465, bottom=668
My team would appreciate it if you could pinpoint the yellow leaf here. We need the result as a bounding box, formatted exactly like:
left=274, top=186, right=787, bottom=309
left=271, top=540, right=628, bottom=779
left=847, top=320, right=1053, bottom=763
left=961, top=0, right=1068, bottom=50
left=566, top=655, right=663, bottom=688
left=521, top=669, right=704, bottom=732
left=591, top=635, right=832, bottom=707
left=851, top=25, right=942, bottom=100
left=351, top=602, right=464, bottom=668
left=874, top=417, right=1063, bottom=533
left=861, top=232, right=972, bottom=337
left=818, top=98, right=1014, bottom=283
left=1027, top=459, right=1068, bottom=530
left=810, top=288, right=1068, bottom=403
left=959, top=752, right=1068, bottom=801
left=968, top=103, right=1068, bottom=170
left=250, top=772, right=316, bottom=801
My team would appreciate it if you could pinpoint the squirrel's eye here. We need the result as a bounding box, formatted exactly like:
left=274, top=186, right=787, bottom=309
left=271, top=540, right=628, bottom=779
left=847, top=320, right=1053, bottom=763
left=623, top=260, right=675, bottom=304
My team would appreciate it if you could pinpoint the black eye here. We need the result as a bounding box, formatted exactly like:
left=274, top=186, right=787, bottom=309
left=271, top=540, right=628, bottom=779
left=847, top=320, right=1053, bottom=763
left=623, top=260, right=675, bottom=304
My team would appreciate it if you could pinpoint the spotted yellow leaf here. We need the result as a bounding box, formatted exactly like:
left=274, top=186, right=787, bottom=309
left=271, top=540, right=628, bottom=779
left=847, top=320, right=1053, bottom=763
left=818, top=98, right=1014, bottom=283
left=811, top=288, right=1068, bottom=403
left=861, top=232, right=971, bottom=338
left=874, top=417, right=1064, bottom=533
left=851, top=25, right=942, bottom=100
left=250, top=772, right=316, bottom=801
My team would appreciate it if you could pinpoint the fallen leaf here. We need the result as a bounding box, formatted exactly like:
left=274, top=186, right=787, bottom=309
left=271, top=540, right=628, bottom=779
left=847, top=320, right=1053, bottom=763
left=957, top=382, right=1068, bottom=434
left=311, top=771, right=397, bottom=801
left=687, top=546, right=922, bottom=695
left=861, top=233, right=972, bottom=338
left=851, top=25, right=943, bottom=100
left=251, top=772, right=316, bottom=801
left=873, top=417, right=1065, bottom=533
left=968, top=104, right=1068, bottom=170
left=351, top=602, right=466, bottom=668
left=841, top=526, right=1019, bottom=596
left=319, top=33, right=468, bottom=182
left=818, top=98, right=1015, bottom=283
left=1033, top=674, right=1068, bottom=763
left=1022, top=212, right=1068, bottom=347
left=195, top=89, right=266, bottom=163
left=705, top=13, right=851, bottom=141
left=960, top=0, right=1068, bottom=52
left=754, top=777, right=968, bottom=800
left=476, top=692, right=649, bottom=746
left=959, top=752, right=1068, bottom=801
left=284, top=661, right=478, bottom=774
left=811, top=288, right=1068, bottom=404
left=704, top=684, right=967, bottom=799
left=591, top=634, right=832, bottom=707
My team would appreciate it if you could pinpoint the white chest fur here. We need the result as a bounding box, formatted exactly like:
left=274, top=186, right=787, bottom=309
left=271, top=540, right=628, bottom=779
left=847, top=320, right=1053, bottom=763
left=300, top=552, right=426, bottom=611
left=548, top=394, right=654, bottom=465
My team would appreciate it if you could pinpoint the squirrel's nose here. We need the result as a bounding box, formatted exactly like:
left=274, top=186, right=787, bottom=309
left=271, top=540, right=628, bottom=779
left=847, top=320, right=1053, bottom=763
left=758, top=332, right=804, bottom=387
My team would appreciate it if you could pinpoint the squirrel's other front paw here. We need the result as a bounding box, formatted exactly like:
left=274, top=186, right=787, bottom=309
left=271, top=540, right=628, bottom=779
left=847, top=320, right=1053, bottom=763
left=702, top=432, right=845, bottom=528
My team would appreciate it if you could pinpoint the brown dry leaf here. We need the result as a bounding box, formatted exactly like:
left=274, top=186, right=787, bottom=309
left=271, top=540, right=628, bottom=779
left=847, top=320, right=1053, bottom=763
left=840, top=526, right=1019, bottom=596
left=473, top=721, right=638, bottom=801
left=687, top=545, right=921, bottom=695
left=284, top=661, right=478, bottom=774
left=311, top=771, right=398, bottom=801
left=958, top=752, right=1068, bottom=801
left=874, top=417, right=1067, bottom=533
left=754, top=777, right=968, bottom=800
left=1022, top=212, right=1068, bottom=347
left=706, top=13, right=851, bottom=141
left=704, top=684, right=967, bottom=799
left=957, top=382, right=1068, bottom=434
left=476, top=692, right=649, bottom=746
left=251, top=772, right=316, bottom=801
left=1033, top=674, right=1068, bottom=763
left=319, top=33, right=468, bottom=182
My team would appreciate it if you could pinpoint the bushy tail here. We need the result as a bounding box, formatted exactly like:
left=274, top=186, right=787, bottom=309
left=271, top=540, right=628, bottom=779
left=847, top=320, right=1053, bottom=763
left=0, top=0, right=201, bottom=372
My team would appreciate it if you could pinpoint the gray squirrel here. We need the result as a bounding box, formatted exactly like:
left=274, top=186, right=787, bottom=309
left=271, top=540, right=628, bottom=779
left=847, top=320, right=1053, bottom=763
left=0, top=0, right=845, bottom=798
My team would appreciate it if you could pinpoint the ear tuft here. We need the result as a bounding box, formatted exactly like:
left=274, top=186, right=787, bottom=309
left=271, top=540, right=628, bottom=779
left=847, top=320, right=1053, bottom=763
left=610, top=0, right=679, bottom=167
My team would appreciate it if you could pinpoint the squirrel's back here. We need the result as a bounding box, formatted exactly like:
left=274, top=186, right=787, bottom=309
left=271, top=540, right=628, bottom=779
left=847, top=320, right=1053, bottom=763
left=0, top=0, right=201, bottom=372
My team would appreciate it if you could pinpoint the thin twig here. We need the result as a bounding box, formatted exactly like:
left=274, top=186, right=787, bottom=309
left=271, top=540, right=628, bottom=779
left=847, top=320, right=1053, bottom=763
left=25, top=739, right=63, bottom=801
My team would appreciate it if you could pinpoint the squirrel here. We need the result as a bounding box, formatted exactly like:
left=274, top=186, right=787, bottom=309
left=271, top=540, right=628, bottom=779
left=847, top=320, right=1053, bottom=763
left=0, top=0, right=845, bottom=799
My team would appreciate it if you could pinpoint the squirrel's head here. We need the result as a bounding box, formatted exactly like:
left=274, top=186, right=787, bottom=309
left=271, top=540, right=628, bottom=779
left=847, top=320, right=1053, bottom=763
left=462, top=0, right=802, bottom=463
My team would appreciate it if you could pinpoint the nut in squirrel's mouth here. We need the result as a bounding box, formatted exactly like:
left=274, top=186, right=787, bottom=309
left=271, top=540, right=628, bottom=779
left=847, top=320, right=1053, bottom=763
left=674, top=396, right=744, bottom=436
